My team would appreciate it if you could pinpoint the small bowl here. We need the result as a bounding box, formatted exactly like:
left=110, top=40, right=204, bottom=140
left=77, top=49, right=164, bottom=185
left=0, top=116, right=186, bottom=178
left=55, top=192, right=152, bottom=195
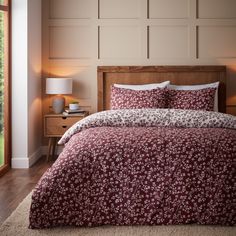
left=69, top=103, right=79, bottom=110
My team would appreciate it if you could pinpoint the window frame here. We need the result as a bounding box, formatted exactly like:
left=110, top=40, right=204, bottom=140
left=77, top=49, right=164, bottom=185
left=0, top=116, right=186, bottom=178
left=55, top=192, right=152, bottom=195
left=0, top=0, right=11, bottom=177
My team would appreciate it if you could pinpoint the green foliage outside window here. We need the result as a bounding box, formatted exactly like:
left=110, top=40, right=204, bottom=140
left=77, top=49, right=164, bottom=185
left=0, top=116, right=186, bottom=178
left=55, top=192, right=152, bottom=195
left=0, top=1, right=6, bottom=5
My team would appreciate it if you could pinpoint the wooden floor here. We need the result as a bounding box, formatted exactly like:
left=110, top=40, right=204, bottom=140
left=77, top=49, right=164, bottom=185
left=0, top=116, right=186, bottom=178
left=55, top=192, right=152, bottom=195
left=0, top=156, right=52, bottom=224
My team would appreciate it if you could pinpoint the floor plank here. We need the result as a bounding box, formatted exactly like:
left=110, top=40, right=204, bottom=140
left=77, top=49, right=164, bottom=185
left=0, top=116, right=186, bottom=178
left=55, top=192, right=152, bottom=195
left=0, top=156, right=52, bottom=224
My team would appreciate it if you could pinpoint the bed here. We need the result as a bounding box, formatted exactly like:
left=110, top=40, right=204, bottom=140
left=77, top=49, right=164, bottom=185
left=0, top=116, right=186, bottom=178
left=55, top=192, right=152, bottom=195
left=29, top=66, right=236, bottom=229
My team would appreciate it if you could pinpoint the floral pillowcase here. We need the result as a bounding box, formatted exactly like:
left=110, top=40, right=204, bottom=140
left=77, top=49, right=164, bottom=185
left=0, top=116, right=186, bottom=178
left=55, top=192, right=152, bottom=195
left=110, top=86, right=167, bottom=110
left=110, top=86, right=216, bottom=111
left=167, top=88, right=216, bottom=111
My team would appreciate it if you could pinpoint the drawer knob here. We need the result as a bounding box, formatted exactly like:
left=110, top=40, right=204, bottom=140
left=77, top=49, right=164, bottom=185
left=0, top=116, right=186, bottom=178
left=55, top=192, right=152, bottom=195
left=62, top=117, right=67, bottom=120
left=62, top=125, right=67, bottom=128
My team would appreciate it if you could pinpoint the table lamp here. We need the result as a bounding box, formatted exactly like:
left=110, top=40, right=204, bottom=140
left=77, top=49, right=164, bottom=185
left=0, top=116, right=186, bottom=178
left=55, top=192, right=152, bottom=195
left=46, top=78, right=73, bottom=114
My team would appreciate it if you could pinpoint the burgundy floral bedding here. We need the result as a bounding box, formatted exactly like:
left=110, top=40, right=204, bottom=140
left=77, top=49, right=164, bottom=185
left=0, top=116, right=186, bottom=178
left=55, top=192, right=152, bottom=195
left=30, top=109, right=236, bottom=229
left=110, top=86, right=167, bottom=109
left=167, top=88, right=216, bottom=111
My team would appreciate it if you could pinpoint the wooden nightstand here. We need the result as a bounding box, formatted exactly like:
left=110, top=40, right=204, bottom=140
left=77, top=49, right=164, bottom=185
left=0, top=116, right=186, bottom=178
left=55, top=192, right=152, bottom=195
left=44, top=112, right=89, bottom=161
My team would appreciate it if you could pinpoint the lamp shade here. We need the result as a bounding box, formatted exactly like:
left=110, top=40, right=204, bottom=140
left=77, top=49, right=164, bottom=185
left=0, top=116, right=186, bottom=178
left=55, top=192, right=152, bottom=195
left=46, top=78, right=73, bottom=95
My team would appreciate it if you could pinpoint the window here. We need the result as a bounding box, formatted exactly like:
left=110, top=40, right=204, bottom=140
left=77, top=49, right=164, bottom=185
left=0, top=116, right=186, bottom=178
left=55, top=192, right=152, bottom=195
left=0, top=0, right=10, bottom=176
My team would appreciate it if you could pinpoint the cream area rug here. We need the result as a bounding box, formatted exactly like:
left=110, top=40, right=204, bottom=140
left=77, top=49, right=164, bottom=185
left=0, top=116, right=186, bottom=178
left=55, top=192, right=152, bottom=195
left=0, top=193, right=235, bottom=236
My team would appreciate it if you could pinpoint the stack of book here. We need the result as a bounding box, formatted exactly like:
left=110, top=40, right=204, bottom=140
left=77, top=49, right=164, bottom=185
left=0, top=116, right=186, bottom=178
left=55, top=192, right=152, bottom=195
left=63, top=109, right=86, bottom=116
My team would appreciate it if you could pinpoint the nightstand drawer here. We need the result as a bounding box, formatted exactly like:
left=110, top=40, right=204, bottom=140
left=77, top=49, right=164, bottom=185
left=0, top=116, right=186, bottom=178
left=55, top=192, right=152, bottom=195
left=45, top=117, right=82, bottom=136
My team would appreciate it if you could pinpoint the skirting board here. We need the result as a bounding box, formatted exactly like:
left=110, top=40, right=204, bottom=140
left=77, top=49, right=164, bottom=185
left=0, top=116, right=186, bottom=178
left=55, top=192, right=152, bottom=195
left=12, top=145, right=64, bottom=169
left=11, top=148, right=42, bottom=169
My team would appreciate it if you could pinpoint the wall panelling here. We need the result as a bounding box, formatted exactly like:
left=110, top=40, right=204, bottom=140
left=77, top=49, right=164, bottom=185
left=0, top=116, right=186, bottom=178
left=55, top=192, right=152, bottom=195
left=99, top=26, right=142, bottom=59
left=42, top=0, right=236, bottom=135
left=198, top=26, right=236, bottom=58
left=50, top=0, right=92, bottom=19
left=149, top=25, right=189, bottom=58
left=149, top=0, right=189, bottom=19
left=49, top=26, right=92, bottom=59
left=99, top=0, right=140, bottom=19
left=198, top=0, right=236, bottom=19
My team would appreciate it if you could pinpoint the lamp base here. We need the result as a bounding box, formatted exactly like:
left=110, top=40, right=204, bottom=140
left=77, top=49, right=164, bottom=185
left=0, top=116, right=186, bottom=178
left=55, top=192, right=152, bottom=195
left=52, top=95, right=65, bottom=114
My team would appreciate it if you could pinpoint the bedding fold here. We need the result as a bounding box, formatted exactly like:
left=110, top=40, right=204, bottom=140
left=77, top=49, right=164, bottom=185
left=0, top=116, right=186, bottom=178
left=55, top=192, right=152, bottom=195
left=59, top=109, right=236, bottom=145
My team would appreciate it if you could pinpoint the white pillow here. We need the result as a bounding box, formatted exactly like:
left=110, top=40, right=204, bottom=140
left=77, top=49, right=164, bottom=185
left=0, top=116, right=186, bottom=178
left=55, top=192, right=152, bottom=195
left=168, top=82, right=220, bottom=112
left=114, top=81, right=170, bottom=90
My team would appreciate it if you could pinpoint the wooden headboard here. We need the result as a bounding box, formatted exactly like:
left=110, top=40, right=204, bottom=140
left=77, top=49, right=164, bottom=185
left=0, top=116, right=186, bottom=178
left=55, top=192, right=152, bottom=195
left=97, top=66, right=226, bottom=112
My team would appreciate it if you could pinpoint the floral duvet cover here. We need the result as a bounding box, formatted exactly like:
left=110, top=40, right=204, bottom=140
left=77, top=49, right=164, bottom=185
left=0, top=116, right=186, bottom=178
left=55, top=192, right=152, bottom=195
left=29, top=109, right=236, bottom=228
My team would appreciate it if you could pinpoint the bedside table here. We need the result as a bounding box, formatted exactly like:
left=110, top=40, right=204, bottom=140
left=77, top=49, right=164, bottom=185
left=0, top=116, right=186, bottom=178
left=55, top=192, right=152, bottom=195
left=44, top=112, right=89, bottom=161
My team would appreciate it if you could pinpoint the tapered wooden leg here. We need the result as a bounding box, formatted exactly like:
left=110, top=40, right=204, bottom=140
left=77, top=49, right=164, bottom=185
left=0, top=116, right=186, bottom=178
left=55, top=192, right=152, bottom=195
left=47, top=138, right=53, bottom=162
left=54, top=138, right=58, bottom=160
left=52, top=138, right=57, bottom=160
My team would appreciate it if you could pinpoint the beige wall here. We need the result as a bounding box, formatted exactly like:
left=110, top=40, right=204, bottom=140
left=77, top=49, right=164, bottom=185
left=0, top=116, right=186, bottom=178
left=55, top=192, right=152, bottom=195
left=42, top=0, right=236, bottom=118
left=12, top=0, right=42, bottom=168
left=28, top=0, right=42, bottom=159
